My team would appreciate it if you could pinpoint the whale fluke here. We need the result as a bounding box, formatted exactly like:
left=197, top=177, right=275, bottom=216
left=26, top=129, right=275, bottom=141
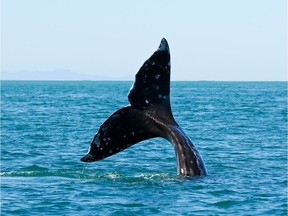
left=81, top=38, right=207, bottom=176
left=128, top=38, right=171, bottom=109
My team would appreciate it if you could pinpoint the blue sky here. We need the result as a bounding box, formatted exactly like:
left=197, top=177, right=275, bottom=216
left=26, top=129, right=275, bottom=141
left=1, top=0, right=287, bottom=81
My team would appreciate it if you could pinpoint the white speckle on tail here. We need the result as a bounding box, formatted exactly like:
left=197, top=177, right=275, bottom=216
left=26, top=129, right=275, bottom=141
left=145, top=100, right=149, bottom=104
left=94, top=137, right=101, bottom=147
left=151, top=61, right=155, bottom=66
left=155, top=74, right=160, bottom=79
left=131, top=132, right=135, bottom=136
left=181, top=168, right=184, bottom=174
left=109, top=150, right=113, bottom=154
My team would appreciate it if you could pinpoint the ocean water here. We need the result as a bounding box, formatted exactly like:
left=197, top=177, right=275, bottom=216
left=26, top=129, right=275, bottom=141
left=1, top=81, right=287, bottom=215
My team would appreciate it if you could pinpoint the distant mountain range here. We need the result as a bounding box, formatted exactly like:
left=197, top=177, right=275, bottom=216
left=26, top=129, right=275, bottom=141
left=1, top=69, right=133, bottom=81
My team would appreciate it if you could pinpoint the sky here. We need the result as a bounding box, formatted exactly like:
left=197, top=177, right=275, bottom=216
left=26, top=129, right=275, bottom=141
left=1, top=0, right=287, bottom=81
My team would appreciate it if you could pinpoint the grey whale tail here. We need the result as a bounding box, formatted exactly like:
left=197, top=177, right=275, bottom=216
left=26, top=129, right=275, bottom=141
left=81, top=38, right=207, bottom=176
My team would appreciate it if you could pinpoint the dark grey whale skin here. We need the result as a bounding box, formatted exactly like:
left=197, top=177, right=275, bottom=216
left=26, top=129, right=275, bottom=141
left=81, top=38, right=207, bottom=177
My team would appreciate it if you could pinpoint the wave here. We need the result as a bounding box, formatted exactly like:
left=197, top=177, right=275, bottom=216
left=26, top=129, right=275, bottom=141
left=0, top=165, right=183, bottom=185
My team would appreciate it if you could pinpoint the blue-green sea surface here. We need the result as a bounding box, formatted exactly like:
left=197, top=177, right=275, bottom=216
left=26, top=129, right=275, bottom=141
left=1, top=81, right=287, bottom=215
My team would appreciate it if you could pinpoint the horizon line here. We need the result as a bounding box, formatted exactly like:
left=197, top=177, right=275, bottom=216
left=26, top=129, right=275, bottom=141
left=1, top=79, right=287, bottom=82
